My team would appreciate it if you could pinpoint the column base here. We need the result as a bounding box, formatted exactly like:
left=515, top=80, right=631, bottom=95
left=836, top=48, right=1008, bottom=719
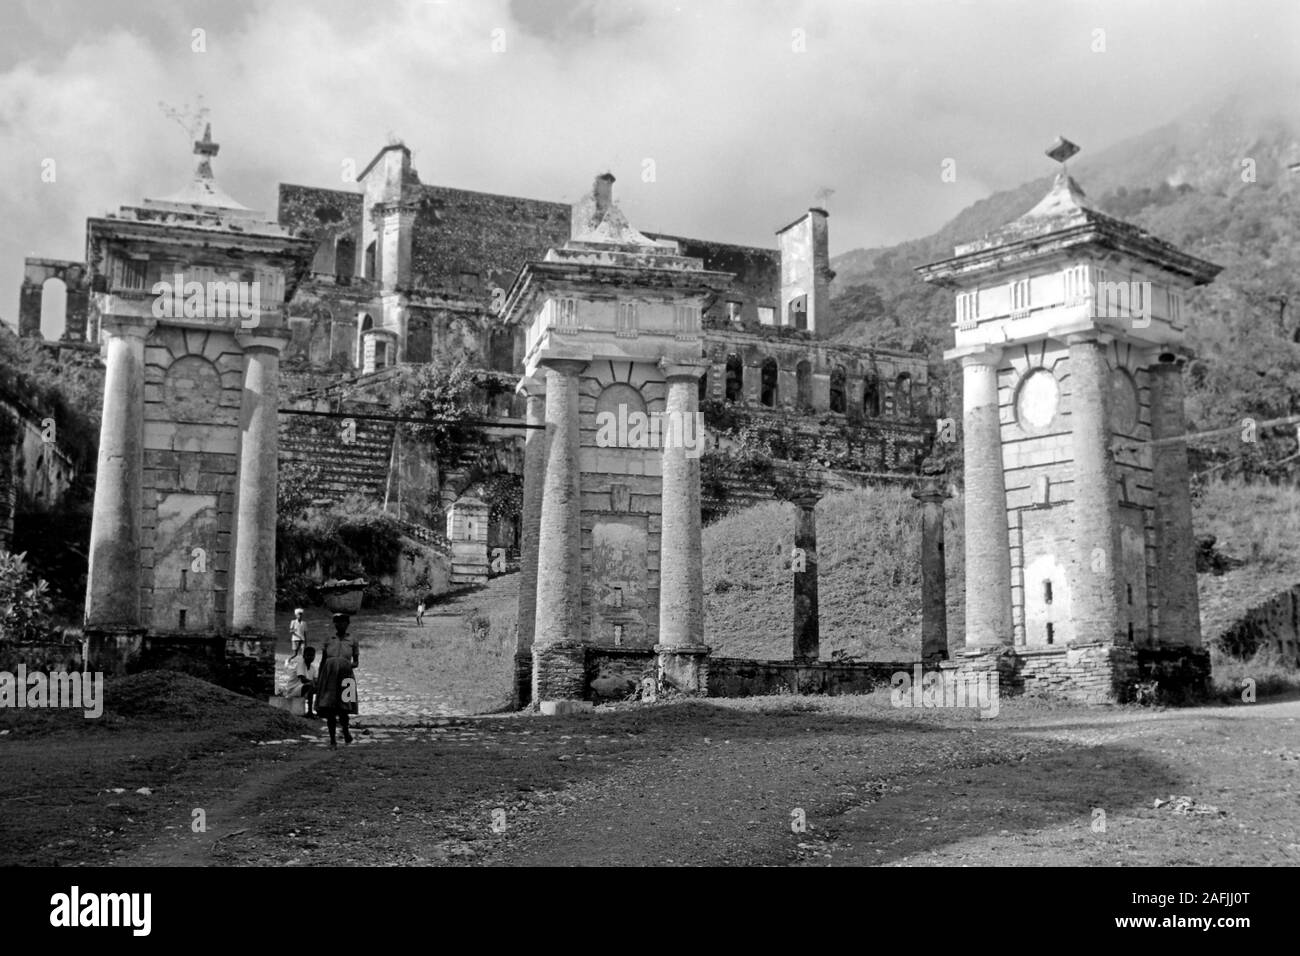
left=532, top=641, right=587, bottom=707
left=654, top=643, right=710, bottom=695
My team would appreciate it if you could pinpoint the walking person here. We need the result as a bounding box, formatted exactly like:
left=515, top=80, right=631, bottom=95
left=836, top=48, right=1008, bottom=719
left=316, top=613, right=360, bottom=748
left=415, top=596, right=426, bottom=626
left=288, top=608, right=308, bottom=662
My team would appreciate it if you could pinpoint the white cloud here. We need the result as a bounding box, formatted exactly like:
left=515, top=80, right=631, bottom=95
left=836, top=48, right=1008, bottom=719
left=2, top=0, right=1298, bottom=328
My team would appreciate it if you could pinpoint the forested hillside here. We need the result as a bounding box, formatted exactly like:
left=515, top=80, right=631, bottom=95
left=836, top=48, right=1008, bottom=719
left=829, top=95, right=1300, bottom=475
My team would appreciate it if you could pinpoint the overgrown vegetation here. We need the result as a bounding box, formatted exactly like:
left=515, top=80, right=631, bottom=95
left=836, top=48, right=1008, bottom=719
left=703, top=484, right=964, bottom=660
left=275, top=483, right=406, bottom=610
left=0, top=551, right=57, bottom=641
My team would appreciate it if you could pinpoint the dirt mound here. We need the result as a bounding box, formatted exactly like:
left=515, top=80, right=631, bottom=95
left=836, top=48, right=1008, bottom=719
left=106, top=671, right=300, bottom=729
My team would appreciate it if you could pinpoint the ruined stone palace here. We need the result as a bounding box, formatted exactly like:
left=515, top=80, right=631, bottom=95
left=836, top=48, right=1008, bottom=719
left=21, top=133, right=930, bottom=695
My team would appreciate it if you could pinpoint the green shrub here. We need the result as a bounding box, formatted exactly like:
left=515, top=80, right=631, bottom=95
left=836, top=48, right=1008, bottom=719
left=0, top=551, right=56, bottom=642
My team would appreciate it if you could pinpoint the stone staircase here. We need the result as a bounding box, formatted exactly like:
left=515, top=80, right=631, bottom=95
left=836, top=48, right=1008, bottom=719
left=279, top=411, right=396, bottom=503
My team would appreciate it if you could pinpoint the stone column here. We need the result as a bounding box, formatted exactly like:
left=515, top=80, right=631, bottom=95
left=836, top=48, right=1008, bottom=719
left=514, top=375, right=546, bottom=706
left=85, top=318, right=151, bottom=628
left=532, top=358, right=588, bottom=703
left=959, top=350, right=1012, bottom=650
left=1148, top=355, right=1201, bottom=647
left=655, top=361, right=710, bottom=693
left=1067, top=334, right=1123, bottom=645
left=913, top=467, right=951, bottom=661
left=231, top=334, right=287, bottom=636
left=792, top=491, right=821, bottom=662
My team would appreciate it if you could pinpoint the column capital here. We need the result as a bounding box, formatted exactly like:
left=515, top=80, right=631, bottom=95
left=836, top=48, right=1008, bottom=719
left=1065, top=331, right=1115, bottom=348
left=235, top=331, right=290, bottom=354
left=658, top=358, right=709, bottom=380
left=516, top=374, right=547, bottom=398
left=100, top=316, right=156, bottom=339
left=956, top=347, right=1003, bottom=369
left=538, top=356, right=589, bottom=377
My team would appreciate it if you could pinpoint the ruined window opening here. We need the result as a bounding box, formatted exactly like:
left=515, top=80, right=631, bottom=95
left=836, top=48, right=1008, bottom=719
left=178, top=609, right=187, bottom=630
left=796, top=360, right=813, bottom=408
left=39, top=277, right=68, bottom=341
left=788, top=294, right=808, bottom=331
left=613, top=623, right=624, bottom=646
left=356, top=313, right=374, bottom=367
left=363, top=240, right=376, bottom=280
left=697, top=370, right=708, bottom=403
left=760, top=358, right=779, bottom=408
left=612, top=587, right=623, bottom=609
left=1128, top=622, right=1134, bottom=642
left=724, top=354, right=743, bottom=403
left=863, top=376, right=880, bottom=417
left=758, top=306, right=776, bottom=326
left=829, top=365, right=846, bottom=414
left=1043, top=580, right=1052, bottom=605
left=180, top=569, right=188, bottom=592
left=334, top=236, right=356, bottom=281
left=895, top=373, right=913, bottom=418
left=1046, top=623, right=1054, bottom=645
left=726, top=301, right=743, bottom=323
left=1126, top=583, right=1133, bottom=605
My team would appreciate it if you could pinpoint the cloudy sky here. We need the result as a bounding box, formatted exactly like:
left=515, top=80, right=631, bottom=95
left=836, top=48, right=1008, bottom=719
left=1, top=0, right=1297, bottom=331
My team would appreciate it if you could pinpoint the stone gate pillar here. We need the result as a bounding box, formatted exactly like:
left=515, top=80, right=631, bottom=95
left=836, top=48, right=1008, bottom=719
left=913, top=466, right=951, bottom=661
left=1148, top=355, right=1201, bottom=647
left=1067, top=334, right=1123, bottom=645
left=231, top=334, right=287, bottom=635
left=656, top=362, right=709, bottom=693
left=792, top=491, right=821, bottom=662
left=514, top=375, right=546, bottom=706
left=532, top=358, right=587, bottom=703
left=960, top=349, right=1012, bottom=650
left=86, top=318, right=152, bottom=628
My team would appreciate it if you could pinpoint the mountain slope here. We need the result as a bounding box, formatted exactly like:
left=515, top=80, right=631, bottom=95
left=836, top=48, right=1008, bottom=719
left=828, top=95, right=1300, bottom=474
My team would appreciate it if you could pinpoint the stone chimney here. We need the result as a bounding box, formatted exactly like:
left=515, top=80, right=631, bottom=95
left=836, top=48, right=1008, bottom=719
left=777, top=208, right=834, bottom=336
left=594, top=172, right=615, bottom=215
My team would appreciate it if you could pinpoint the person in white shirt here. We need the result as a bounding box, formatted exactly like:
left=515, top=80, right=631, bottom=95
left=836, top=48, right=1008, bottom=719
left=289, top=608, right=308, bottom=661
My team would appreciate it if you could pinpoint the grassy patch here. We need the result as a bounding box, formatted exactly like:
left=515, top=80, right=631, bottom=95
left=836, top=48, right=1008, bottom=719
left=703, top=485, right=963, bottom=660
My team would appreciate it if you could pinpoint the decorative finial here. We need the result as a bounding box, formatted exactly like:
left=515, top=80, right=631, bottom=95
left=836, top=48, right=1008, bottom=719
left=1046, top=136, right=1080, bottom=166
left=194, top=123, right=219, bottom=157
left=192, top=123, right=218, bottom=181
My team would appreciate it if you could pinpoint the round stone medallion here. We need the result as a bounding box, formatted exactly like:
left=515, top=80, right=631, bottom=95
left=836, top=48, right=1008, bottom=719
left=1016, top=369, right=1059, bottom=429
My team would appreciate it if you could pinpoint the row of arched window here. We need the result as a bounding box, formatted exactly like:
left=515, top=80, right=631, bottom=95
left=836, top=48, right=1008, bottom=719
left=710, top=354, right=916, bottom=418
left=314, top=235, right=377, bottom=282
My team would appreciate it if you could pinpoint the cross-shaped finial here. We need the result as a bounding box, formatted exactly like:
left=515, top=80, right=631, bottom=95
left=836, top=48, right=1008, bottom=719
left=194, top=123, right=219, bottom=158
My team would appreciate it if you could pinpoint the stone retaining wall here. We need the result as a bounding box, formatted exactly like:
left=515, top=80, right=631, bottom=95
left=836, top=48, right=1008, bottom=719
left=1214, top=583, right=1300, bottom=665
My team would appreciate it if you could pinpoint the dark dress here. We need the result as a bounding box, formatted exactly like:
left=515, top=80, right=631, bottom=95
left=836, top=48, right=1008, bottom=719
left=315, top=636, right=359, bottom=716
